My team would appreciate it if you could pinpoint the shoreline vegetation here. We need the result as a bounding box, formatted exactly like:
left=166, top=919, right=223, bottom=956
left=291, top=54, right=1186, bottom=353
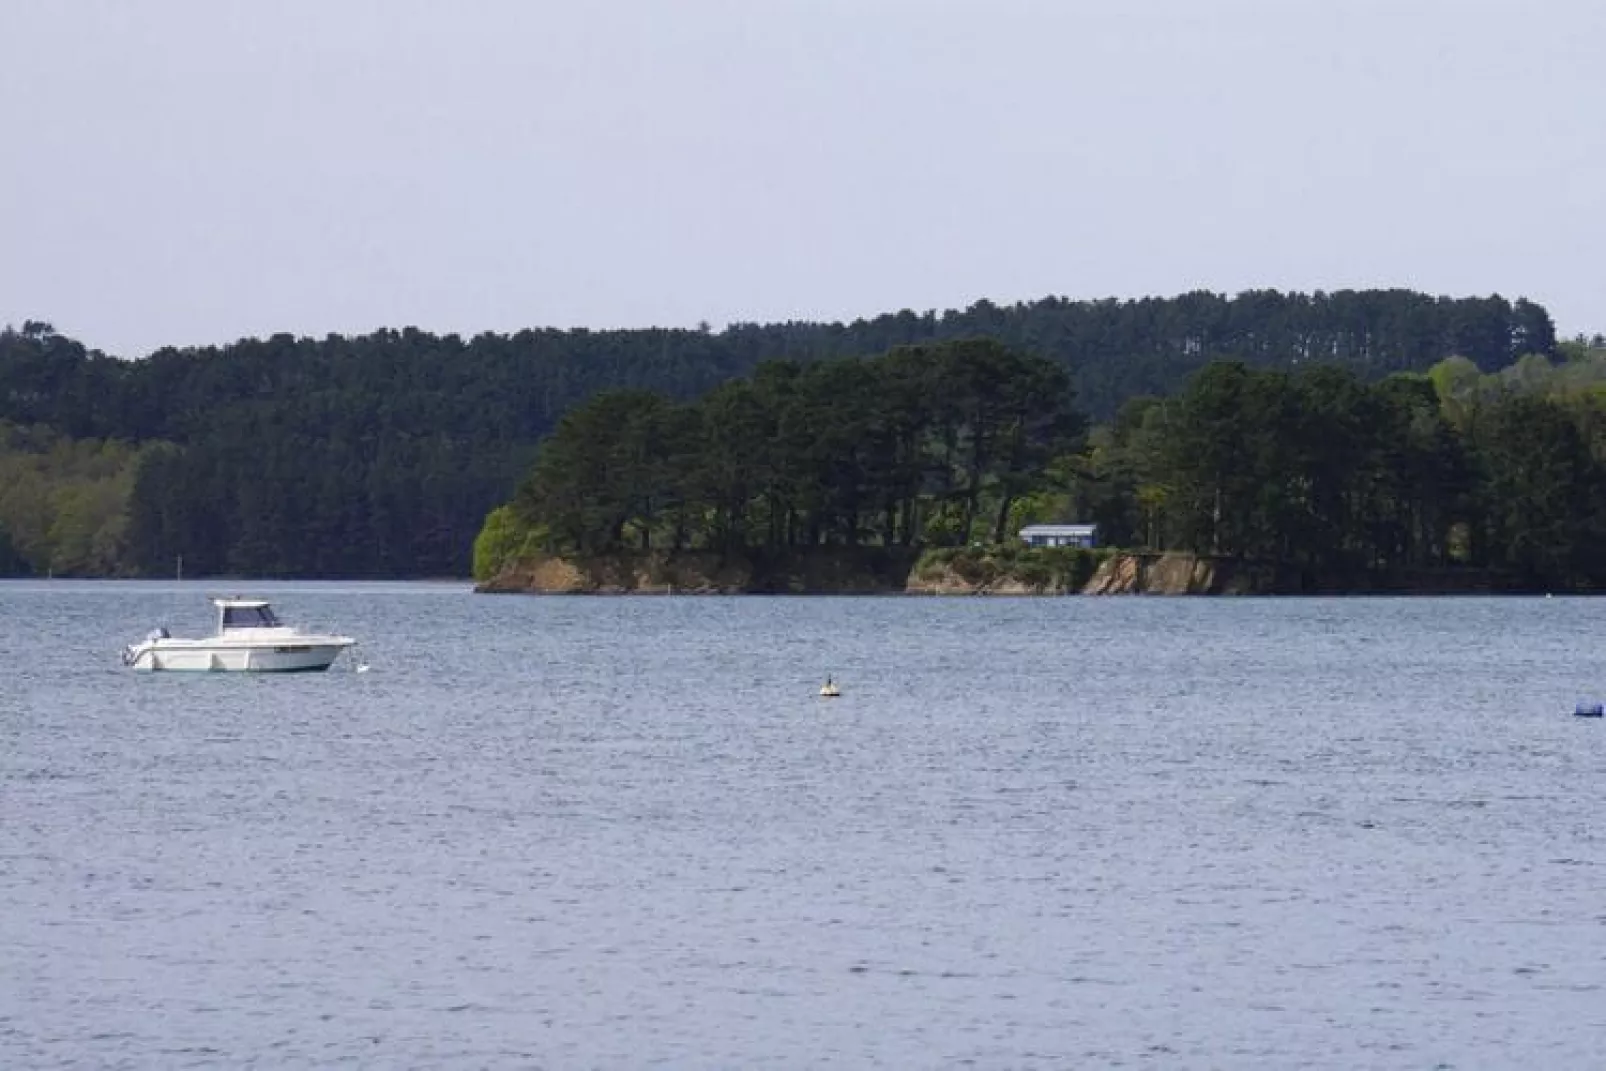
left=478, top=330, right=1606, bottom=597
left=6, top=292, right=1605, bottom=591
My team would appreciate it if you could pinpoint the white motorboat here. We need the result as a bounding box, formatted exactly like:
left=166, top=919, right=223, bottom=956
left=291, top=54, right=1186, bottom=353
left=122, top=597, right=356, bottom=673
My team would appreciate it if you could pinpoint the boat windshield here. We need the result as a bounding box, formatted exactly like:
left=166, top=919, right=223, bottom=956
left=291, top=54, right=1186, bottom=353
left=221, top=605, right=280, bottom=629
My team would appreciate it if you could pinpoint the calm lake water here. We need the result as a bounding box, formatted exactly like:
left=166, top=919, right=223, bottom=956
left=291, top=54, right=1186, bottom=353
left=4, top=581, right=1606, bottom=1067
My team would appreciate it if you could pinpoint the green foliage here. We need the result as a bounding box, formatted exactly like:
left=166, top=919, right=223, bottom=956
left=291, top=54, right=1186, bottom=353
left=472, top=505, right=548, bottom=583
left=1058, top=355, right=1606, bottom=589
left=0, top=522, right=26, bottom=576
left=0, top=421, right=150, bottom=575
left=1463, top=395, right=1606, bottom=584
left=1428, top=355, right=1483, bottom=408
left=490, top=325, right=1606, bottom=593
left=510, top=340, right=1084, bottom=559
left=0, top=293, right=1567, bottom=578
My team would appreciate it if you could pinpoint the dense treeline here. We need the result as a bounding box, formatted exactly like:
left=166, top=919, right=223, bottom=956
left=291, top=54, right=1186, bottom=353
left=0, top=421, right=152, bottom=576
left=0, top=290, right=1560, bottom=576
left=1063, top=344, right=1606, bottom=588
left=724, top=290, right=1555, bottom=416
left=491, top=339, right=1081, bottom=568
left=489, top=341, right=1606, bottom=591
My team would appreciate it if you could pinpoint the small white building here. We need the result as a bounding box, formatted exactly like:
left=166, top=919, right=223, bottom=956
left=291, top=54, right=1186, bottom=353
left=1019, top=523, right=1098, bottom=549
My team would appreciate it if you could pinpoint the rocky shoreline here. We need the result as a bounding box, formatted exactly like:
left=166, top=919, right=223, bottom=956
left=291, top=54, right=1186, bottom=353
left=476, top=548, right=1540, bottom=596
left=477, top=550, right=1290, bottom=596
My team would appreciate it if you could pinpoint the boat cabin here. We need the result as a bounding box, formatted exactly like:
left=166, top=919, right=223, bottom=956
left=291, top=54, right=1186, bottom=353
left=214, top=598, right=282, bottom=631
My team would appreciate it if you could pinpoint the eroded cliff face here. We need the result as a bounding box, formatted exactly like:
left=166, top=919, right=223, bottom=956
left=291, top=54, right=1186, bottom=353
left=477, top=549, right=1284, bottom=596
left=904, top=569, right=1057, bottom=596
left=476, top=549, right=918, bottom=595
left=1081, top=552, right=1280, bottom=595
left=476, top=552, right=753, bottom=594
left=479, top=549, right=1530, bottom=596
left=904, top=564, right=1077, bottom=596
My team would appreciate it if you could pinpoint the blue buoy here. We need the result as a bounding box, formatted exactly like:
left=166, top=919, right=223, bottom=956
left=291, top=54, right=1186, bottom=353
left=1574, top=702, right=1603, bottom=718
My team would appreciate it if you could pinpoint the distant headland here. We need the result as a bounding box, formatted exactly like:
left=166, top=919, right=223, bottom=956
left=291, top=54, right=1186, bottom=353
left=477, top=325, right=1606, bottom=597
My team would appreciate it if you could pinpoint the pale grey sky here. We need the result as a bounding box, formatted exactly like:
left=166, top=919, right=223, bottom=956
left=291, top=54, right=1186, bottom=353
left=3, top=0, right=1601, bottom=357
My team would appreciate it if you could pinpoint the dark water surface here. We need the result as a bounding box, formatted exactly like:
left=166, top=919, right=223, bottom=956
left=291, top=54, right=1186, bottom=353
left=4, top=582, right=1606, bottom=1067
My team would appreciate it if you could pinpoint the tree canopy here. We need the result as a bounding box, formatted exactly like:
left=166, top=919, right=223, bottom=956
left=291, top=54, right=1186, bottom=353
left=0, top=289, right=1563, bottom=577
left=492, top=342, right=1606, bottom=592
left=509, top=339, right=1083, bottom=561
left=1075, top=351, right=1606, bottom=589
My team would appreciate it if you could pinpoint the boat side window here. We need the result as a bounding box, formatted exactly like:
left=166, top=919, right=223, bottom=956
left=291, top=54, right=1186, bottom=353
left=222, top=606, right=280, bottom=629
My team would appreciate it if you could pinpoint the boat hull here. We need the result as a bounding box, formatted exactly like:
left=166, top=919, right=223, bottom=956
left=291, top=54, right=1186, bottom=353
left=125, top=641, right=351, bottom=673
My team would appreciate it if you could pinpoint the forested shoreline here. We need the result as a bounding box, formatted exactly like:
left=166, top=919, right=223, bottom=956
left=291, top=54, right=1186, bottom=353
left=488, top=339, right=1082, bottom=564
left=485, top=338, right=1606, bottom=593
left=0, top=290, right=1586, bottom=582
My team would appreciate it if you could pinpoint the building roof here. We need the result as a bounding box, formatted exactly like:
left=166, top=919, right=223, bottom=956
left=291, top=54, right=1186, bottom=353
left=1019, top=524, right=1097, bottom=536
